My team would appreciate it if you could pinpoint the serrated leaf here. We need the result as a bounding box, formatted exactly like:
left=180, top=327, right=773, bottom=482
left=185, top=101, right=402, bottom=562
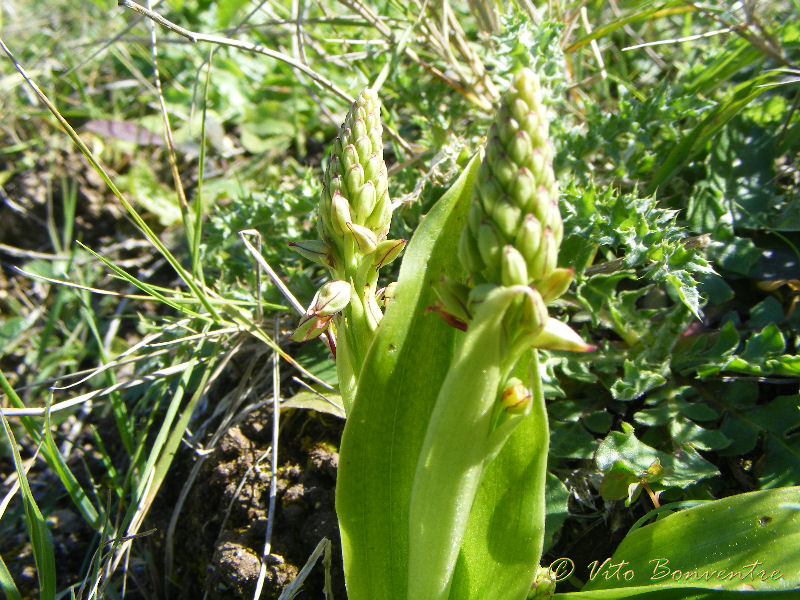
left=741, top=324, right=786, bottom=362
left=650, top=75, right=774, bottom=192
left=596, top=425, right=718, bottom=498
left=610, top=360, right=667, bottom=401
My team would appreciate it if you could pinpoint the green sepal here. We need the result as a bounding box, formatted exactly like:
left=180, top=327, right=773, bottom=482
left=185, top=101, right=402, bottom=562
left=347, top=222, right=378, bottom=254
left=289, top=239, right=335, bottom=269
left=372, top=238, right=407, bottom=270
left=532, top=317, right=595, bottom=352
left=538, top=267, right=574, bottom=304
left=290, top=313, right=332, bottom=342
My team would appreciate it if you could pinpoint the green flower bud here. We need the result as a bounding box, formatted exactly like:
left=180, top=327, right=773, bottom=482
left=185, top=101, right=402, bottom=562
left=365, top=191, right=392, bottom=239
left=352, top=180, right=377, bottom=223
left=513, top=167, right=537, bottom=212
left=352, top=117, right=368, bottom=143
left=519, top=286, right=548, bottom=336
left=331, top=189, right=352, bottom=236
left=501, top=377, right=531, bottom=414
left=346, top=162, right=365, bottom=196
left=290, top=313, right=332, bottom=342
left=516, top=214, right=542, bottom=275
left=364, top=152, right=382, bottom=181
left=346, top=222, right=378, bottom=254
left=492, top=200, right=523, bottom=240
left=508, top=130, right=532, bottom=165
left=477, top=223, right=502, bottom=276
left=342, top=144, right=359, bottom=170
left=459, top=68, right=562, bottom=290
left=529, top=565, right=556, bottom=599
left=355, top=136, right=372, bottom=162
left=529, top=226, right=557, bottom=283
left=372, top=239, right=407, bottom=269
left=532, top=185, right=554, bottom=233
left=319, top=87, right=392, bottom=253
left=501, top=245, right=528, bottom=287
left=308, top=280, right=352, bottom=317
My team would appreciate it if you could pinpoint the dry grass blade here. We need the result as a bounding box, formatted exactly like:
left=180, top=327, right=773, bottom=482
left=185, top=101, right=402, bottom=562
left=117, top=0, right=353, bottom=103
left=253, top=318, right=282, bottom=600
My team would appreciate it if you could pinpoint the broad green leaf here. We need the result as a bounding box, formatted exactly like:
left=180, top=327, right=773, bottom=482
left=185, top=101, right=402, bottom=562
left=582, top=488, right=800, bottom=592
left=447, top=352, right=549, bottom=600
left=719, top=395, right=800, bottom=488
left=749, top=298, right=784, bottom=330
left=335, top=155, right=480, bottom=600
left=551, top=421, right=597, bottom=459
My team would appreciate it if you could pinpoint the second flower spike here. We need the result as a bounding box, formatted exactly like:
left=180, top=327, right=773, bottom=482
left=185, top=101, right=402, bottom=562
left=318, top=88, right=392, bottom=270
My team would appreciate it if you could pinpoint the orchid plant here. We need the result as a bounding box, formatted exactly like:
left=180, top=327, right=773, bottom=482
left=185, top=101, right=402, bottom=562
left=289, top=69, right=800, bottom=600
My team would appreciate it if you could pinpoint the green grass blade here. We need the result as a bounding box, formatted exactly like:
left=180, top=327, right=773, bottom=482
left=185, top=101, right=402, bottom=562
left=336, top=154, right=480, bottom=600
left=76, top=242, right=200, bottom=318
left=1, top=412, right=57, bottom=600
left=564, top=2, right=695, bottom=54
left=190, top=51, right=214, bottom=285
left=0, top=371, right=102, bottom=528
left=76, top=291, right=134, bottom=455
left=0, top=38, right=221, bottom=321
left=0, top=553, right=22, bottom=600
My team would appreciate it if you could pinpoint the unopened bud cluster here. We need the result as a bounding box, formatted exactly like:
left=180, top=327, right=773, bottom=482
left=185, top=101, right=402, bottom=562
left=459, top=69, right=568, bottom=295
left=435, top=68, right=593, bottom=354
left=291, top=89, right=405, bottom=344
left=319, top=89, right=393, bottom=267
